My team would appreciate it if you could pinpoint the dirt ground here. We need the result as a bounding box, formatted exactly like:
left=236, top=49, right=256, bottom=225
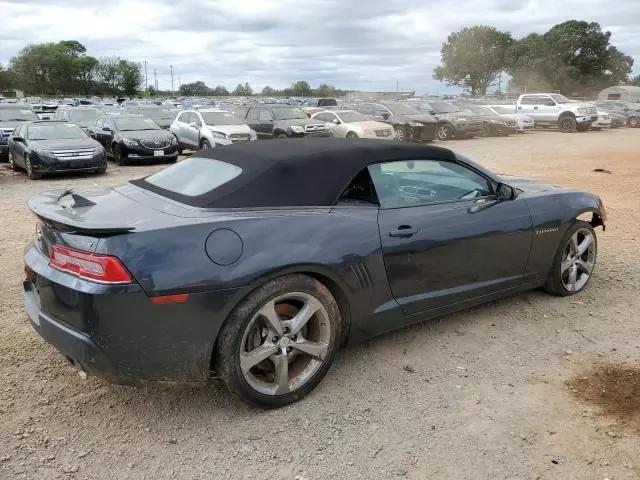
left=1, top=130, right=639, bottom=480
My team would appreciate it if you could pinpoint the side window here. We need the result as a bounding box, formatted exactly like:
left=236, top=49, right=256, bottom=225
left=13, top=124, right=23, bottom=137
left=520, top=96, right=535, bottom=105
left=358, top=103, right=375, bottom=116
left=315, top=113, right=334, bottom=122
left=178, top=112, right=189, bottom=123
left=368, top=160, right=493, bottom=208
left=258, top=109, right=273, bottom=121
left=246, top=108, right=260, bottom=121
left=374, top=105, right=391, bottom=117
left=193, top=113, right=203, bottom=126
left=94, top=118, right=104, bottom=130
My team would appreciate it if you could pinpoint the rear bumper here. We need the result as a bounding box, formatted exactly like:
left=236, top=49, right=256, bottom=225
left=23, top=242, right=246, bottom=383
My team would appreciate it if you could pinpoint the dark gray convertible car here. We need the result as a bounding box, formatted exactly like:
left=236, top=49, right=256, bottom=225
left=23, top=139, right=606, bottom=407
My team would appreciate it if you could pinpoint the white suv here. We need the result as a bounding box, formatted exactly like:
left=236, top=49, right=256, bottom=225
left=516, top=93, right=597, bottom=132
left=170, top=108, right=257, bottom=151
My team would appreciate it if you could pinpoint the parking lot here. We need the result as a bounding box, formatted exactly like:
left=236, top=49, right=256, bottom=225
left=1, top=129, right=639, bottom=480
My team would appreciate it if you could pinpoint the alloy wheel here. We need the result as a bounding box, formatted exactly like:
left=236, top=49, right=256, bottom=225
left=437, top=125, right=451, bottom=140
left=560, top=228, right=596, bottom=293
left=629, top=117, right=640, bottom=128
left=239, top=292, right=331, bottom=396
left=8, top=151, right=16, bottom=171
left=201, top=139, right=211, bottom=149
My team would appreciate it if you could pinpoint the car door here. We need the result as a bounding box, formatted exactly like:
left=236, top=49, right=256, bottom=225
left=90, top=118, right=104, bottom=143
left=535, top=95, right=560, bottom=122
left=314, top=112, right=339, bottom=136
left=182, top=112, right=201, bottom=147
left=101, top=118, right=117, bottom=155
left=257, top=108, right=276, bottom=137
left=244, top=108, right=261, bottom=136
left=371, top=158, right=533, bottom=316
left=174, top=112, right=190, bottom=145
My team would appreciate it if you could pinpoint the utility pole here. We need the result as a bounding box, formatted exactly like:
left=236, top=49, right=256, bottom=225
left=154, top=69, right=157, bottom=91
left=170, top=65, right=174, bottom=97
left=178, top=76, right=181, bottom=95
left=144, top=61, right=148, bottom=90
left=396, top=80, right=399, bottom=99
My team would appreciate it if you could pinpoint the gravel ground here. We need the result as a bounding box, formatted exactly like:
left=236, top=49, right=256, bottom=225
left=0, top=130, right=639, bottom=480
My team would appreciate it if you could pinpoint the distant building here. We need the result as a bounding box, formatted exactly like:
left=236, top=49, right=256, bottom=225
left=597, top=86, right=640, bottom=102
left=0, top=89, right=24, bottom=99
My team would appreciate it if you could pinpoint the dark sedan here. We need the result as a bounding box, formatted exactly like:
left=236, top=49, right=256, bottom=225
left=87, top=115, right=179, bottom=165
left=412, top=101, right=484, bottom=140
left=23, top=139, right=606, bottom=408
left=8, top=121, right=106, bottom=179
left=462, top=105, right=518, bottom=136
left=352, top=101, right=438, bottom=142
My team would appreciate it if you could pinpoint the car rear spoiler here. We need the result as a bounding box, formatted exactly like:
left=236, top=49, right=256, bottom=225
left=28, top=189, right=136, bottom=234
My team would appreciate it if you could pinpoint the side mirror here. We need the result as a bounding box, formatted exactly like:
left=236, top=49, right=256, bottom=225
left=332, top=118, right=340, bottom=124
left=189, top=122, right=198, bottom=129
left=381, top=113, right=390, bottom=120
left=12, top=136, right=24, bottom=143
left=496, top=183, right=516, bottom=201
left=102, top=126, right=112, bottom=132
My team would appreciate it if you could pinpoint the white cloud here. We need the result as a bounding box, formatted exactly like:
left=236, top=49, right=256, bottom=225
left=1, top=0, right=638, bottom=93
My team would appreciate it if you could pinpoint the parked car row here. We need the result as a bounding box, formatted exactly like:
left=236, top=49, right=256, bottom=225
left=2, top=93, right=639, bottom=180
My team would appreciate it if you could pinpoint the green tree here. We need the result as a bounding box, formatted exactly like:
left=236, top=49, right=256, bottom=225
left=74, top=55, right=98, bottom=94
left=291, top=80, right=312, bottom=97
left=179, top=81, right=211, bottom=96
left=0, top=64, right=16, bottom=91
left=315, top=83, right=336, bottom=97
left=433, top=26, right=513, bottom=96
left=211, top=85, right=229, bottom=96
left=630, top=75, right=640, bottom=87
left=261, top=85, right=276, bottom=96
left=97, top=57, right=121, bottom=95
left=118, top=60, right=142, bottom=96
left=506, top=21, right=634, bottom=94
left=243, top=82, right=253, bottom=96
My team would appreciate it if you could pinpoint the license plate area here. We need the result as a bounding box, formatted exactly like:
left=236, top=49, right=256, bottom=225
left=154, top=150, right=164, bottom=157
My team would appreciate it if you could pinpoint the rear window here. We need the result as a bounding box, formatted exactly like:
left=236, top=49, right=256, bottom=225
left=144, top=156, right=242, bottom=197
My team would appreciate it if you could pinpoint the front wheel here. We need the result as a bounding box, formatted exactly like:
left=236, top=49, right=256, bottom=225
left=200, top=139, right=212, bottom=150
left=628, top=116, right=640, bottom=128
left=544, top=221, right=597, bottom=296
left=25, top=157, right=41, bottom=180
left=215, top=274, right=341, bottom=408
left=437, top=124, right=453, bottom=140
left=558, top=116, right=577, bottom=133
left=8, top=151, right=18, bottom=171
left=346, top=132, right=358, bottom=139
left=113, top=145, right=128, bottom=166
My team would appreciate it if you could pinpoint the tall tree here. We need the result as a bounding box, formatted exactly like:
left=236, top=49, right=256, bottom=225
left=179, top=81, right=211, bottom=96
left=97, top=57, right=121, bottom=95
left=211, top=85, right=229, bottom=96
left=291, top=80, right=312, bottom=97
left=0, top=63, right=16, bottom=91
left=261, top=85, right=276, bottom=96
left=118, top=60, right=143, bottom=96
left=232, top=83, right=252, bottom=96
left=506, top=21, right=634, bottom=94
left=630, top=75, right=640, bottom=87
left=315, top=83, right=336, bottom=97
left=243, top=82, right=253, bottom=96
left=74, top=55, right=99, bottom=94
left=433, top=26, right=513, bottom=96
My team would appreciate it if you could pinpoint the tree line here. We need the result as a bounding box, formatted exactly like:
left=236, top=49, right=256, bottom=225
left=178, top=80, right=346, bottom=98
left=0, top=41, right=143, bottom=96
left=434, top=20, right=640, bottom=96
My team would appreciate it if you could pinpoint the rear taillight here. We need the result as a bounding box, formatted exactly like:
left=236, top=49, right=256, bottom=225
left=49, top=244, right=133, bottom=284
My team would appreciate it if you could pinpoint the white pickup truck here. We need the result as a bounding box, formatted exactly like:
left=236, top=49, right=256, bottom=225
left=515, top=93, right=598, bottom=132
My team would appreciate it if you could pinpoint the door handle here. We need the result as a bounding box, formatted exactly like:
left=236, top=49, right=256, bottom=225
left=533, top=106, right=539, bottom=110
left=389, top=225, right=417, bottom=237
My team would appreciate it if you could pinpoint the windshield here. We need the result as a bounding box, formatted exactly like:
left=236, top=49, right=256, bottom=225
left=0, top=108, right=38, bottom=121
left=336, top=111, right=367, bottom=123
left=142, top=109, right=175, bottom=122
left=550, top=94, right=571, bottom=104
left=490, top=106, right=515, bottom=114
left=115, top=117, right=161, bottom=131
left=384, top=102, right=420, bottom=115
left=273, top=107, right=309, bottom=120
left=429, top=102, right=464, bottom=113
left=200, top=111, right=244, bottom=125
left=144, top=156, right=242, bottom=197
left=26, top=123, right=88, bottom=140
left=69, top=109, right=104, bottom=125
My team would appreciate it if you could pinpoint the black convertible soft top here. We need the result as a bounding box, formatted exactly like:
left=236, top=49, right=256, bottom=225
left=134, top=138, right=458, bottom=208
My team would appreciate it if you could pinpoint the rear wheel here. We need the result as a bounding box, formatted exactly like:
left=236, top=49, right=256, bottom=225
left=346, top=132, right=358, bottom=139
left=393, top=127, right=405, bottom=141
left=215, top=274, right=341, bottom=408
left=480, top=123, right=491, bottom=137
left=629, top=116, right=640, bottom=128
left=544, top=221, right=597, bottom=296
left=276, top=133, right=288, bottom=139
left=113, top=145, right=127, bottom=166
left=200, top=139, right=212, bottom=150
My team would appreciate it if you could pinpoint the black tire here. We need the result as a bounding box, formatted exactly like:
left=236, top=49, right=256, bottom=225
left=275, top=133, right=288, bottom=139
left=215, top=274, right=341, bottom=408
left=96, top=166, right=107, bottom=174
left=200, top=139, right=212, bottom=150
left=8, top=151, right=18, bottom=171
left=544, top=221, right=597, bottom=297
left=25, top=156, right=41, bottom=180
left=480, top=123, right=491, bottom=137
left=113, top=145, right=127, bottom=166
left=346, top=132, right=358, bottom=139
left=628, top=116, right=640, bottom=128
left=437, top=124, right=453, bottom=140
left=558, top=115, right=577, bottom=133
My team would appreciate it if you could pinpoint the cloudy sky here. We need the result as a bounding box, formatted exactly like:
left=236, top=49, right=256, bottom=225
left=1, top=0, right=639, bottom=93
